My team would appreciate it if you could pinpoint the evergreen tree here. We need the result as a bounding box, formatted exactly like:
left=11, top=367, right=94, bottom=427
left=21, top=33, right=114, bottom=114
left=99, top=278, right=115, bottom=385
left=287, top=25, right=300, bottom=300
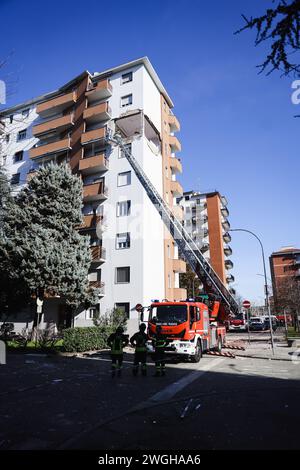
left=1, top=163, right=99, bottom=323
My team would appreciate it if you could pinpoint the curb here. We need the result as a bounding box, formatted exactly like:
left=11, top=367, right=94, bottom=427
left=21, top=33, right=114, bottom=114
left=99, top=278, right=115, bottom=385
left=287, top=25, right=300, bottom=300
left=235, top=353, right=293, bottom=362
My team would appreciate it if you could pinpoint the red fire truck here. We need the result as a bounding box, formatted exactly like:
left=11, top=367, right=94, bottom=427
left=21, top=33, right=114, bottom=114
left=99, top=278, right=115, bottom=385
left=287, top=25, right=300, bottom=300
left=146, top=299, right=226, bottom=362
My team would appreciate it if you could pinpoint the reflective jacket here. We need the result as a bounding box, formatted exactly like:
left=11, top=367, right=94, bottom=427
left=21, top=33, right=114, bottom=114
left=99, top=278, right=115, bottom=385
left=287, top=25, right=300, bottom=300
left=152, top=334, right=169, bottom=351
left=107, top=333, right=128, bottom=355
left=130, top=331, right=148, bottom=352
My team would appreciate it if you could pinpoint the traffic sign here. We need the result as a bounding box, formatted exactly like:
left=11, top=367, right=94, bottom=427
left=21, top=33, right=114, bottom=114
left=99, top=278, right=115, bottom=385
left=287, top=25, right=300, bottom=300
left=243, top=300, right=251, bottom=309
left=135, top=303, right=143, bottom=312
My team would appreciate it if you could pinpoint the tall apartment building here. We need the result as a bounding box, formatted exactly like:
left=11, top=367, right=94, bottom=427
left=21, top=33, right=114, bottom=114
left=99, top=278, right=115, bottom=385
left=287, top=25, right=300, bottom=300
left=177, top=190, right=234, bottom=290
left=0, top=57, right=186, bottom=331
left=270, top=246, right=300, bottom=307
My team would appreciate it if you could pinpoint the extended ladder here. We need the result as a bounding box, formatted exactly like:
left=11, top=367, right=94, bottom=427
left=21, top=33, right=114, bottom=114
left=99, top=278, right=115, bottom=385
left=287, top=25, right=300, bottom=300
left=106, top=132, right=239, bottom=318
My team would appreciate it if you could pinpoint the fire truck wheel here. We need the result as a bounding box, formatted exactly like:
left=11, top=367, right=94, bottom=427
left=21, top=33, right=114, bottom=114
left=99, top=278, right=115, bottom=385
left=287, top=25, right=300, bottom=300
left=191, top=339, right=202, bottom=363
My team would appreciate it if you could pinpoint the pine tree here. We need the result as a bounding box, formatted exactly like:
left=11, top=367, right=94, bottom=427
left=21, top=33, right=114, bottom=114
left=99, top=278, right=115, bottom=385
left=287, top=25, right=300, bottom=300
left=1, top=163, right=99, bottom=324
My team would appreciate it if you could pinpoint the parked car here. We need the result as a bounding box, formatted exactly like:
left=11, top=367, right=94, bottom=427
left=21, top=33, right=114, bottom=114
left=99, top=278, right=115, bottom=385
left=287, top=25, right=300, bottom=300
left=249, top=316, right=277, bottom=331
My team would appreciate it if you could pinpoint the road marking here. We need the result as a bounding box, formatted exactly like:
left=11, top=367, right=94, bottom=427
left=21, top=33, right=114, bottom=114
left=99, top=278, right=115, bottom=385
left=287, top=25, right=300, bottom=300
left=147, top=358, right=224, bottom=403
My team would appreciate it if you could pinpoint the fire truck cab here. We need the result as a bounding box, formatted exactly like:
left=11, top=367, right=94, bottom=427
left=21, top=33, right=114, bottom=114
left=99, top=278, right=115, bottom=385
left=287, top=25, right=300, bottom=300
left=146, top=300, right=226, bottom=362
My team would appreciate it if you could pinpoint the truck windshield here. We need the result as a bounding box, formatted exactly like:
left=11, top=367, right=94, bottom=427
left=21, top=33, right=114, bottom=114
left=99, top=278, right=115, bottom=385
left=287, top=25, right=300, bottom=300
left=150, top=305, right=187, bottom=325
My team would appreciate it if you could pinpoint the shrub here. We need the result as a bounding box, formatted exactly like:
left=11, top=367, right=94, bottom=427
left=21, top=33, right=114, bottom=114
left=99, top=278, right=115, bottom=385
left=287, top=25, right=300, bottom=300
left=63, top=326, right=114, bottom=353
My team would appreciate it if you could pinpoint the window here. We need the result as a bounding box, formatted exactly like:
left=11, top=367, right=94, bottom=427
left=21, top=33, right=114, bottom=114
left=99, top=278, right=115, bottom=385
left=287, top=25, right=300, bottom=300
left=11, top=173, right=20, bottom=185
left=9, top=115, right=13, bottom=124
left=120, top=143, right=131, bottom=158
left=121, top=94, right=132, bottom=107
left=115, top=302, right=130, bottom=319
left=86, top=307, right=98, bottom=320
left=17, top=129, right=27, bottom=141
left=6, top=134, right=10, bottom=143
left=116, top=267, right=130, bottom=284
left=22, top=108, right=30, bottom=118
left=168, top=274, right=171, bottom=288
left=116, top=232, right=130, bottom=250
left=14, top=151, right=23, bottom=163
left=121, top=72, right=133, bottom=84
left=117, top=171, right=131, bottom=187
left=117, top=200, right=131, bottom=217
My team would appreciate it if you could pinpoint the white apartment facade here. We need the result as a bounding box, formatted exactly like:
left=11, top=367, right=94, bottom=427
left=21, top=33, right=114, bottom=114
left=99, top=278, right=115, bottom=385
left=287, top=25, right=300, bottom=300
left=0, top=57, right=186, bottom=332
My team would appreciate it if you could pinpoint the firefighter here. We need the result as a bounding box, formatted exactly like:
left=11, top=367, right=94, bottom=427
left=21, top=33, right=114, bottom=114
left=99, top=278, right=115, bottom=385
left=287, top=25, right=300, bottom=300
left=130, top=323, right=148, bottom=376
left=152, top=325, right=169, bottom=377
left=107, top=326, right=129, bottom=377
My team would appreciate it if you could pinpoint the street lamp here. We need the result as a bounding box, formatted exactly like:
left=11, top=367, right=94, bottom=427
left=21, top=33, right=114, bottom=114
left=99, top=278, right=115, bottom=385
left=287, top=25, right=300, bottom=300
left=229, top=228, right=275, bottom=355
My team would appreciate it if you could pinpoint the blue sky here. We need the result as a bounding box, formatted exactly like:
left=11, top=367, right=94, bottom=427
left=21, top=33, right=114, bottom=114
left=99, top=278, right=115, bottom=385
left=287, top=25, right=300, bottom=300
left=1, top=0, right=299, bottom=305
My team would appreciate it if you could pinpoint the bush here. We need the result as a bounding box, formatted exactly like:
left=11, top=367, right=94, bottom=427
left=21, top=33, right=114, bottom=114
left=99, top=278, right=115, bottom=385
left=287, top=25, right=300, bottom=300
left=63, top=326, right=114, bottom=353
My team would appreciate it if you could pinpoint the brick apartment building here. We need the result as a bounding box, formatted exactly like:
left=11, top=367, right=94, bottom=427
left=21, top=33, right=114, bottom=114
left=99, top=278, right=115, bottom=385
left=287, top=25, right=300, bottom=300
left=269, top=246, right=300, bottom=308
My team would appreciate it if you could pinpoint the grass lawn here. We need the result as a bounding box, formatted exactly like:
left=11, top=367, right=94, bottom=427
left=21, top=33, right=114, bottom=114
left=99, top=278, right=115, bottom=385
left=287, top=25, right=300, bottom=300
left=287, top=326, right=300, bottom=338
left=7, top=339, right=64, bottom=351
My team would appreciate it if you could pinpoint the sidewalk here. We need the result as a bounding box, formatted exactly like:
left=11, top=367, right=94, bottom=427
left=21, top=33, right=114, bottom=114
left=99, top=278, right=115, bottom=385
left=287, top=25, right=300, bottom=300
left=233, top=341, right=300, bottom=362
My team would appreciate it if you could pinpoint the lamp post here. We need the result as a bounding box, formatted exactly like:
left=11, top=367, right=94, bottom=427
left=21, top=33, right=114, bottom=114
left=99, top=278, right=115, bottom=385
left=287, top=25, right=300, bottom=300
left=229, top=228, right=275, bottom=355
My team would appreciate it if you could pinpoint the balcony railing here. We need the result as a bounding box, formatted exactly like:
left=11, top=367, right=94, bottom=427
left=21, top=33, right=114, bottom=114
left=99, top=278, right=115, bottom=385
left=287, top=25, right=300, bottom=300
left=221, top=207, right=229, bottom=217
left=83, top=181, right=108, bottom=201
left=169, top=156, right=182, bottom=173
left=172, top=205, right=184, bottom=220
left=222, top=220, right=231, bottom=231
left=86, top=79, right=112, bottom=103
left=170, top=180, right=183, bottom=196
left=79, top=214, right=103, bottom=230
left=89, top=280, right=105, bottom=295
left=29, top=137, right=71, bottom=159
left=173, top=259, right=186, bottom=273
left=81, top=126, right=107, bottom=145
left=223, top=232, right=231, bottom=243
left=79, top=153, right=109, bottom=174
left=169, top=135, right=181, bottom=153
left=173, top=288, right=187, bottom=301
left=168, top=113, right=180, bottom=132
left=90, top=246, right=106, bottom=263
left=32, top=114, right=74, bottom=138
left=225, top=259, right=234, bottom=270
left=224, top=245, right=232, bottom=256
left=37, top=91, right=77, bottom=117
left=83, top=102, right=111, bottom=123
left=226, top=274, right=235, bottom=283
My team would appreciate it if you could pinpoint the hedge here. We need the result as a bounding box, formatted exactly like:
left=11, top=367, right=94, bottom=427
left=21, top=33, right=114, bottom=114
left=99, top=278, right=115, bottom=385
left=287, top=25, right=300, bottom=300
left=63, top=326, right=115, bottom=353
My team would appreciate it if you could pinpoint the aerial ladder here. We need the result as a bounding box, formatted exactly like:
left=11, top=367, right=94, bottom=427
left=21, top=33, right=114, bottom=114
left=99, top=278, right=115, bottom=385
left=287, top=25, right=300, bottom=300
left=106, top=126, right=239, bottom=321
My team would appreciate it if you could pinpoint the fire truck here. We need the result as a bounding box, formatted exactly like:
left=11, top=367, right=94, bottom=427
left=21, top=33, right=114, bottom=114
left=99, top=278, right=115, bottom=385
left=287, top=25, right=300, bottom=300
left=146, top=299, right=226, bottom=362
left=106, top=117, right=239, bottom=358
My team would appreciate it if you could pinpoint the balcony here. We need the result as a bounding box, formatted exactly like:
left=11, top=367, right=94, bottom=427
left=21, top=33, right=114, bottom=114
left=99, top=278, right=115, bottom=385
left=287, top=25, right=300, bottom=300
left=173, top=259, right=186, bottom=273
left=83, top=181, right=107, bottom=202
left=169, top=156, right=182, bottom=173
left=86, top=79, right=112, bottom=103
left=223, top=232, right=231, bottom=243
left=224, top=245, right=232, bottom=256
left=222, top=219, right=231, bottom=231
left=26, top=169, right=37, bottom=182
left=89, top=280, right=105, bottom=296
left=32, top=114, right=74, bottom=138
left=90, top=246, right=106, bottom=264
left=83, top=102, right=111, bottom=123
left=37, top=91, right=77, bottom=118
left=221, top=207, right=229, bottom=217
left=81, top=127, right=107, bottom=145
left=0, top=120, right=5, bottom=134
left=173, top=288, right=187, bottom=301
left=226, top=274, right=235, bottom=283
left=29, top=137, right=71, bottom=159
left=225, top=259, right=234, bottom=270
left=79, top=153, right=109, bottom=174
left=170, top=180, right=183, bottom=197
left=79, top=214, right=103, bottom=230
left=169, top=135, right=181, bottom=153
left=172, top=205, right=184, bottom=221
left=168, top=114, right=180, bottom=132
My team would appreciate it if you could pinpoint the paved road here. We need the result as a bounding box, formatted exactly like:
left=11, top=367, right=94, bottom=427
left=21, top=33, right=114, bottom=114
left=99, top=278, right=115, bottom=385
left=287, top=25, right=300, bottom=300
left=1, top=348, right=299, bottom=450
